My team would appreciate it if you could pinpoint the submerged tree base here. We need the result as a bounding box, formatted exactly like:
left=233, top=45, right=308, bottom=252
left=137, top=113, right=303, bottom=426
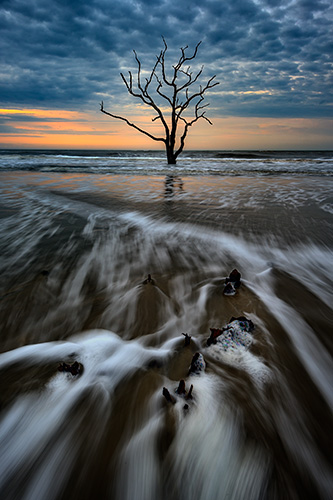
left=167, top=152, right=177, bottom=165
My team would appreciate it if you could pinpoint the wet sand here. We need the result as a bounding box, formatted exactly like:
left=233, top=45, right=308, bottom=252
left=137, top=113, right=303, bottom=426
left=0, top=172, right=332, bottom=499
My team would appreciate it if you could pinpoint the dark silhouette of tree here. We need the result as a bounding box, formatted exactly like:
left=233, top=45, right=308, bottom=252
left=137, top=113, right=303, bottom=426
left=100, top=39, right=219, bottom=164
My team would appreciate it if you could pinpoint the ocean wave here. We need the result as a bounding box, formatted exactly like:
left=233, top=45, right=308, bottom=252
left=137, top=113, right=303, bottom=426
left=0, top=149, right=332, bottom=177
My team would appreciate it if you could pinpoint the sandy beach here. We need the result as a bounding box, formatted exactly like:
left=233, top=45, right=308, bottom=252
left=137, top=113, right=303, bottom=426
left=0, top=171, right=332, bottom=499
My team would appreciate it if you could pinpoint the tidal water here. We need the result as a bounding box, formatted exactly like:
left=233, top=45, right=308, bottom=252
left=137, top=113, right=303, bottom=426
left=0, top=150, right=332, bottom=499
left=0, top=149, right=332, bottom=176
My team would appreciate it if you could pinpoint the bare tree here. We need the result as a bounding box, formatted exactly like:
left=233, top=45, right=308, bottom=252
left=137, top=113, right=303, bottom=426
left=100, top=39, right=219, bottom=164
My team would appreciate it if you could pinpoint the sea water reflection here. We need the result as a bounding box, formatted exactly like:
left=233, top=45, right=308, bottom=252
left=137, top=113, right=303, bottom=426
left=164, top=175, right=184, bottom=199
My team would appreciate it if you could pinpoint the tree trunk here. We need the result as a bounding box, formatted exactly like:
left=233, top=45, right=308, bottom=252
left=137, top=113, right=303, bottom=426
left=166, top=145, right=177, bottom=164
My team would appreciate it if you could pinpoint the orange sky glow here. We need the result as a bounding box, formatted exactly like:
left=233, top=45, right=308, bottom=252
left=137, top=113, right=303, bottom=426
left=0, top=108, right=332, bottom=150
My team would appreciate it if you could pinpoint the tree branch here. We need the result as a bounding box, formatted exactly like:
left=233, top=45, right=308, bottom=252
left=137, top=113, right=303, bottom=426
left=155, top=75, right=173, bottom=106
left=176, top=75, right=219, bottom=119
left=173, top=93, right=214, bottom=159
left=100, top=102, right=166, bottom=143
left=177, top=66, right=204, bottom=92
left=174, top=41, right=202, bottom=72
left=159, top=37, right=173, bottom=87
left=120, top=53, right=170, bottom=138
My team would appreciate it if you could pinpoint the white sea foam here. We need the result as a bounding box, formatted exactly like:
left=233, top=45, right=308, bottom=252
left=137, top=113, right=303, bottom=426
left=166, top=374, right=270, bottom=500
left=0, top=330, right=171, bottom=499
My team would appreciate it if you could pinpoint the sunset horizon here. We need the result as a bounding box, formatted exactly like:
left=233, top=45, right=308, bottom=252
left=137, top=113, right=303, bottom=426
left=1, top=107, right=332, bottom=151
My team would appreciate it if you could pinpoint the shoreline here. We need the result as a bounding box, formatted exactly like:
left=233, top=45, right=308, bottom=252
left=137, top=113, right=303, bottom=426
left=1, top=171, right=333, bottom=246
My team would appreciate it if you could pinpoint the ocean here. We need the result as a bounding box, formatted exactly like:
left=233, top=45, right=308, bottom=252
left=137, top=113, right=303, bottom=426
left=0, top=149, right=332, bottom=499
left=1, top=148, right=332, bottom=176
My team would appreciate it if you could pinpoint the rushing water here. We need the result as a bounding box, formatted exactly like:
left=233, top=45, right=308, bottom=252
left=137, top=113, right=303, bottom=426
left=0, top=149, right=332, bottom=176
left=0, top=150, right=332, bottom=499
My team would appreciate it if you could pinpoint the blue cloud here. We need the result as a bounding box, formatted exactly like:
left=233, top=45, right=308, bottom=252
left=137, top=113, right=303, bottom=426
left=0, top=0, right=332, bottom=119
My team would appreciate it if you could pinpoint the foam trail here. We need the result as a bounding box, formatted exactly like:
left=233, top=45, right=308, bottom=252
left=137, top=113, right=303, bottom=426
left=271, top=375, right=333, bottom=499
left=250, top=274, right=333, bottom=410
left=0, top=331, right=170, bottom=500
left=115, top=403, right=163, bottom=500
left=166, top=375, right=270, bottom=500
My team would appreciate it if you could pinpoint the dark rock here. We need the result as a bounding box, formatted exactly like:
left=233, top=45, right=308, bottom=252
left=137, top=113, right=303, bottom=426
left=143, top=274, right=155, bottom=285
left=176, top=379, right=186, bottom=395
left=189, top=352, right=206, bottom=375
left=207, top=328, right=224, bottom=346
left=225, top=268, right=241, bottom=288
left=182, top=333, right=191, bottom=346
left=162, top=387, right=176, bottom=404
left=58, top=361, right=83, bottom=376
left=223, top=282, right=236, bottom=296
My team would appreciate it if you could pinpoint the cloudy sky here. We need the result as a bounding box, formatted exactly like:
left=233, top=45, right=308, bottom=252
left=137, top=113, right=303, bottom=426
left=0, top=0, right=332, bottom=149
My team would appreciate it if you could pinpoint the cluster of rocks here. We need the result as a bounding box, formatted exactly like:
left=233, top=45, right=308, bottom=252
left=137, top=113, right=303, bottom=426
left=162, top=350, right=206, bottom=410
left=56, top=270, right=250, bottom=404
left=162, top=268, right=255, bottom=407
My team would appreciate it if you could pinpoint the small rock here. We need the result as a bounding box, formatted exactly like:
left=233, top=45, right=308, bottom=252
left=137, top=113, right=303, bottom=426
left=182, top=333, right=191, bottom=346
left=189, top=352, right=206, bottom=375
left=58, top=361, right=83, bottom=376
left=162, top=387, right=176, bottom=404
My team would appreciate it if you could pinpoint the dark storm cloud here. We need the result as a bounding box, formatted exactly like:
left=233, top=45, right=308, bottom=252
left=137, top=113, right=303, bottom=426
left=0, top=0, right=332, bottom=118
